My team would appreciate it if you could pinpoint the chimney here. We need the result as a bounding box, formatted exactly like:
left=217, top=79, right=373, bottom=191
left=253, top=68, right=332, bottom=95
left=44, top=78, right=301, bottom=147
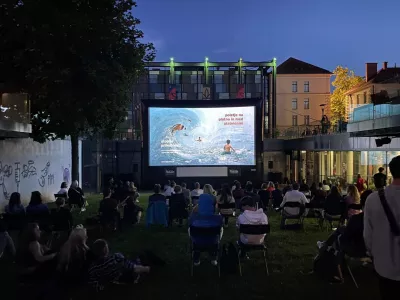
left=383, top=61, right=388, bottom=70
left=365, top=63, right=378, bottom=82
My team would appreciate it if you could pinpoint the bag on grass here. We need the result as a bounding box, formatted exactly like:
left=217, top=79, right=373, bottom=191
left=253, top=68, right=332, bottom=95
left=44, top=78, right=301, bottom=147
left=220, top=242, right=239, bottom=274
left=313, top=247, right=340, bottom=281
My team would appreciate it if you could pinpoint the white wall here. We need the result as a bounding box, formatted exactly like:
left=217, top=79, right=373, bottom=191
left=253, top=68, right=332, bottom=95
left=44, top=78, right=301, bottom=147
left=0, top=138, right=75, bottom=208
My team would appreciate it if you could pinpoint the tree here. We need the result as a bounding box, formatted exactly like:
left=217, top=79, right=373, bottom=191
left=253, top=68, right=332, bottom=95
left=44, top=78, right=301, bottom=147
left=0, top=0, right=155, bottom=182
left=330, top=66, right=363, bottom=124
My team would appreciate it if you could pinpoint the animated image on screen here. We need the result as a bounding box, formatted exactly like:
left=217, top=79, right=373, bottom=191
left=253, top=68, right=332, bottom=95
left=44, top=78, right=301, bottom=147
left=149, top=106, right=255, bottom=166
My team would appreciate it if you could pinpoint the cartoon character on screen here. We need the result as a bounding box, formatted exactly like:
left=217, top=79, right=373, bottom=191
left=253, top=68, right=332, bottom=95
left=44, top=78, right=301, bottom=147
left=171, top=124, right=185, bottom=134
left=195, top=137, right=202, bottom=142
left=223, top=139, right=235, bottom=154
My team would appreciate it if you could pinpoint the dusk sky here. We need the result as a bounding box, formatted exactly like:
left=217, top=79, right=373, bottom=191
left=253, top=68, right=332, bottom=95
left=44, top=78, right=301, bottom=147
left=136, top=0, right=399, bottom=76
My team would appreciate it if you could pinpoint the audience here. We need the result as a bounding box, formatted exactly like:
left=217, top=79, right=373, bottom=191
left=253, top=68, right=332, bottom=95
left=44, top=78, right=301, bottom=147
left=280, top=183, right=308, bottom=228
left=194, top=184, right=216, bottom=212
left=373, top=167, right=387, bottom=189
left=88, top=239, right=150, bottom=291
left=169, top=185, right=188, bottom=227
left=244, top=182, right=260, bottom=208
left=148, top=184, right=167, bottom=204
left=0, top=219, right=16, bottom=259
left=4, top=192, right=25, bottom=214
left=163, top=181, right=175, bottom=197
left=232, top=181, right=245, bottom=208
left=68, top=180, right=86, bottom=211
left=189, top=195, right=223, bottom=266
left=345, top=185, right=361, bottom=218
left=270, top=183, right=283, bottom=208
left=58, top=226, right=93, bottom=285
left=181, top=182, right=191, bottom=204
left=58, top=182, right=69, bottom=195
left=99, top=188, right=119, bottom=231
left=216, top=184, right=235, bottom=226
left=258, top=183, right=271, bottom=211
left=190, top=182, right=203, bottom=198
left=17, top=223, right=57, bottom=279
left=26, top=191, right=49, bottom=214
left=322, top=180, right=330, bottom=192
left=123, top=193, right=143, bottom=226
left=51, top=198, right=73, bottom=231
left=237, top=196, right=268, bottom=258
left=324, top=186, right=344, bottom=217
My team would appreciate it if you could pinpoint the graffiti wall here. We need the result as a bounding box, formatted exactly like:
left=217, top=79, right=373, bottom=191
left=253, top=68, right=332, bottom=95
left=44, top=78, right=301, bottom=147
left=0, top=138, right=76, bottom=208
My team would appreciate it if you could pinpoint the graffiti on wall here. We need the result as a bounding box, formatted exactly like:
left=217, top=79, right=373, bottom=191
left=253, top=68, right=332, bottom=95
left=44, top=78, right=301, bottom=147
left=0, top=160, right=56, bottom=201
left=62, top=165, right=71, bottom=184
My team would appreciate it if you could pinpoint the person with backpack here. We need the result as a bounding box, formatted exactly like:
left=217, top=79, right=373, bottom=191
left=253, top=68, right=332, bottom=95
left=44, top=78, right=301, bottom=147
left=236, top=196, right=268, bottom=259
left=364, top=155, right=400, bottom=299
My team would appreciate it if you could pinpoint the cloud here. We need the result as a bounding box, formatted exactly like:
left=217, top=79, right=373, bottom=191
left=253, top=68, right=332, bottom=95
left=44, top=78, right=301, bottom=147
left=213, top=48, right=229, bottom=54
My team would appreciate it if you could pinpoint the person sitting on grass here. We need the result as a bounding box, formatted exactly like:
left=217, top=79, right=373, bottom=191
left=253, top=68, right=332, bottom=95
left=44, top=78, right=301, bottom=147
left=88, top=239, right=150, bottom=291
left=26, top=191, right=50, bottom=215
left=17, top=223, right=57, bottom=280
left=58, top=225, right=94, bottom=285
left=236, top=196, right=268, bottom=258
left=0, top=219, right=16, bottom=260
left=68, top=180, right=86, bottom=212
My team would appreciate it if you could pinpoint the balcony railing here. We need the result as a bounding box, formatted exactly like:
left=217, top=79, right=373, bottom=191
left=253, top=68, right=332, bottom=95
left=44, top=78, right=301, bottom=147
left=0, top=93, right=30, bottom=124
left=349, top=102, right=400, bottom=123
left=275, top=123, right=347, bottom=139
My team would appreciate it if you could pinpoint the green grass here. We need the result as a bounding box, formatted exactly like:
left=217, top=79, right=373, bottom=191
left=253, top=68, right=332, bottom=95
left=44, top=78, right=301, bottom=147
left=1, top=194, right=380, bottom=300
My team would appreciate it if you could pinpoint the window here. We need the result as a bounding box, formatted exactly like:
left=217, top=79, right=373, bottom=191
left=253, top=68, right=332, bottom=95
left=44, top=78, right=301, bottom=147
left=304, top=115, right=310, bottom=125
left=304, top=81, right=309, bottom=92
left=356, top=95, right=360, bottom=105
left=292, top=115, right=298, bottom=126
left=292, top=81, right=298, bottom=92
left=364, top=92, right=367, bottom=104
left=304, top=98, right=309, bottom=109
left=292, top=98, right=298, bottom=110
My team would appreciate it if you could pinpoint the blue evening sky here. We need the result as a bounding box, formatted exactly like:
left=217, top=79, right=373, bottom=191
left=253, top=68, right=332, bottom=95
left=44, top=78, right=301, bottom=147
left=135, top=0, right=399, bottom=76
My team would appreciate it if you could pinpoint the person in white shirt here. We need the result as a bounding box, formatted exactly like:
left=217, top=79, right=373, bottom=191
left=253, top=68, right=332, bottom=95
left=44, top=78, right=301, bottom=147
left=163, top=181, right=175, bottom=197
left=237, top=196, right=268, bottom=258
left=279, top=183, right=309, bottom=229
left=364, top=155, right=400, bottom=299
left=322, top=180, right=330, bottom=192
left=190, top=182, right=203, bottom=198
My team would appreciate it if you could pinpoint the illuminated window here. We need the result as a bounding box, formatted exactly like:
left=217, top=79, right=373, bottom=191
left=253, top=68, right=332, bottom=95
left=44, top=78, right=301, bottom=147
left=292, top=81, right=298, bottom=92
left=292, top=98, right=298, bottom=110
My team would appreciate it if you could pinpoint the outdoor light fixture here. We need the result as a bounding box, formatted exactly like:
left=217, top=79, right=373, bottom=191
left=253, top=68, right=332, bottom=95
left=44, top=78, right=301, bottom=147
left=375, top=137, right=391, bottom=147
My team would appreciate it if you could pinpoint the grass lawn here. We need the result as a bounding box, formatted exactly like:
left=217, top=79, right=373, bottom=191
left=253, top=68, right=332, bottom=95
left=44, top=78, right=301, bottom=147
left=1, top=193, right=380, bottom=300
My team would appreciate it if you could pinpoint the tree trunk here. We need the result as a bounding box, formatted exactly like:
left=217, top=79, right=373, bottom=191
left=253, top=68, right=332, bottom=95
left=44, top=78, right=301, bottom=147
left=71, top=134, right=80, bottom=182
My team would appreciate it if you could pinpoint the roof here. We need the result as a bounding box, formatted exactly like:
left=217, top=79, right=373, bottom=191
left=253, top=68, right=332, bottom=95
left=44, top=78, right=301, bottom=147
left=277, top=57, right=332, bottom=75
left=345, top=67, right=400, bottom=94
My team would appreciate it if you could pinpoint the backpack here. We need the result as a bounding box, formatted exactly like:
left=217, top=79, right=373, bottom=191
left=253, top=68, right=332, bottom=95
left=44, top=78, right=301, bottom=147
left=220, top=242, right=239, bottom=274
left=313, top=246, right=340, bottom=281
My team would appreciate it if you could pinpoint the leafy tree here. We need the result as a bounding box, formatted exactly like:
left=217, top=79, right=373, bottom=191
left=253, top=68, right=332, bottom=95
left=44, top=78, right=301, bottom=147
left=0, top=0, right=155, bottom=182
left=330, top=66, right=363, bottom=124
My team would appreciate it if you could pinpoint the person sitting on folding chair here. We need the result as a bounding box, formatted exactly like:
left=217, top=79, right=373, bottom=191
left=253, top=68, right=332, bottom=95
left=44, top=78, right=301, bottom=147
left=236, top=196, right=268, bottom=259
left=216, top=184, right=236, bottom=227
left=279, top=183, right=309, bottom=229
left=189, top=197, right=223, bottom=267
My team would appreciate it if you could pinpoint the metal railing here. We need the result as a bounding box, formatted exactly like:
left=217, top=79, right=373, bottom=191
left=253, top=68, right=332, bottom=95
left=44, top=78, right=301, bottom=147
left=275, top=123, right=347, bottom=139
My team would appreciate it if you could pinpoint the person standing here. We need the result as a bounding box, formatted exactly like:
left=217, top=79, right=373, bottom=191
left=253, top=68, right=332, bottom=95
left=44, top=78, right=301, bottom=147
left=373, top=167, right=387, bottom=189
left=364, top=156, right=400, bottom=299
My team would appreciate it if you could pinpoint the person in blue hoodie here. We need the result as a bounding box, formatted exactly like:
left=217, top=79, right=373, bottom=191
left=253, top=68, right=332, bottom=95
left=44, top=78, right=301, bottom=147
left=189, top=185, right=223, bottom=267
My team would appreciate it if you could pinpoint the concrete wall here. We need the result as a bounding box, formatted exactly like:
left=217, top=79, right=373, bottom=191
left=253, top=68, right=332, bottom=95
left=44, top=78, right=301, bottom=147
left=0, top=138, right=75, bottom=208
